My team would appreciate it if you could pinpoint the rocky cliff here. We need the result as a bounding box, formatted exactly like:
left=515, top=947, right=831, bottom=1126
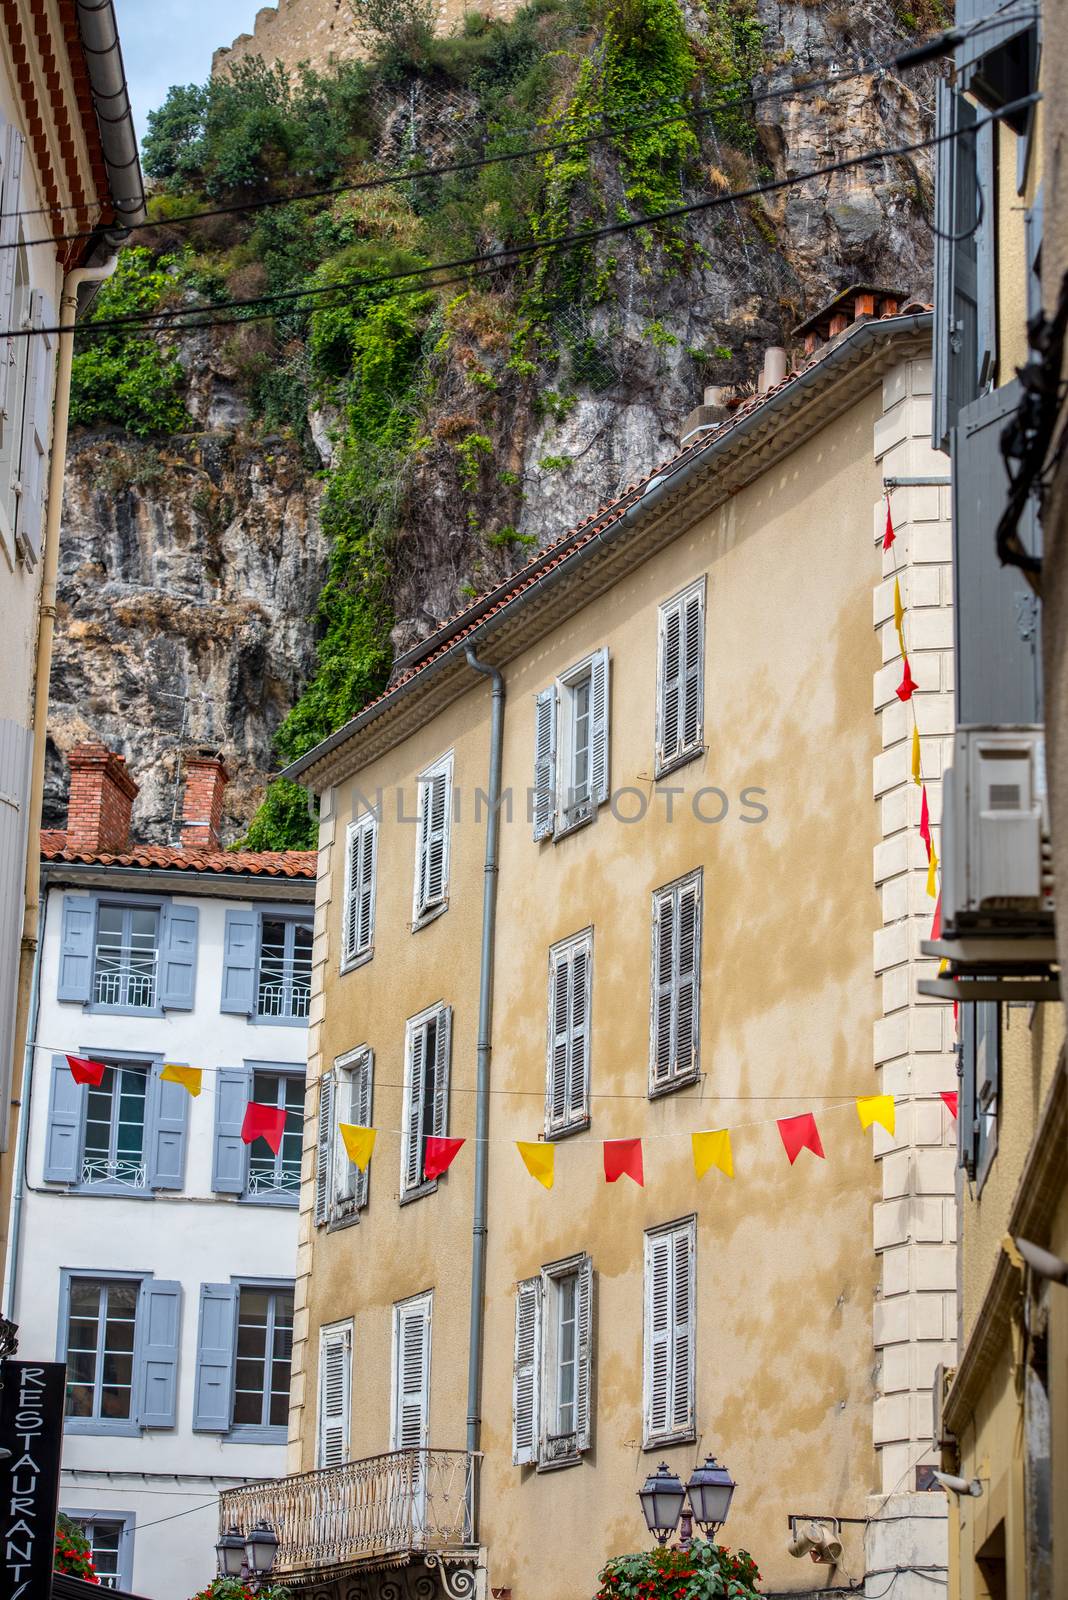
left=45, top=0, right=937, bottom=846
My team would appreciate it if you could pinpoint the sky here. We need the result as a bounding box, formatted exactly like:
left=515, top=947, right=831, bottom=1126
left=112, top=0, right=271, bottom=145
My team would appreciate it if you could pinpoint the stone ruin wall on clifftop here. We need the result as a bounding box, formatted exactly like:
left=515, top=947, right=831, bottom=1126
left=212, top=0, right=522, bottom=76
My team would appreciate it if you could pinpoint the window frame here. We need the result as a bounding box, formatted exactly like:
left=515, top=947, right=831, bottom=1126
left=88, top=894, right=164, bottom=1018
left=75, top=1046, right=162, bottom=1198
left=655, top=576, right=706, bottom=777
left=412, top=751, right=454, bottom=929
left=317, top=1319, right=353, bottom=1469
left=61, top=1510, right=136, bottom=1592
left=400, top=1003, right=452, bottom=1202
left=58, top=1268, right=148, bottom=1439
left=649, top=870, right=703, bottom=1098
left=642, top=1216, right=697, bottom=1450
left=253, top=907, right=313, bottom=1026
left=242, top=1060, right=305, bottom=1207
left=540, top=1253, right=593, bottom=1470
left=533, top=649, right=610, bottom=842
left=341, top=810, right=378, bottom=972
left=330, top=1045, right=374, bottom=1227
left=227, top=1277, right=295, bottom=1443
left=544, top=929, right=593, bottom=1140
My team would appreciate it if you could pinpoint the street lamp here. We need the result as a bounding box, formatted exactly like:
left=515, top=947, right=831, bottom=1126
left=247, top=1521, right=280, bottom=1578
left=216, top=1526, right=246, bottom=1579
left=638, top=1456, right=736, bottom=1548
left=216, top=1520, right=279, bottom=1591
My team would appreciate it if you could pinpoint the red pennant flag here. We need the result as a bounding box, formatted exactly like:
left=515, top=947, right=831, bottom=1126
left=883, top=501, right=895, bottom=551
left=603, top=1138, right=644, bottom=1186
left=66, top=1054, right=106, bottom=1087
left=940, top=1091, right=958, bottom=1119
left=896, top=657, right=917, bottom=702
left=919, top=785, right=932, bottom=857
left=424, top=1136, right=464, bottom=1180
left=241, top=1101, right=286, bottom=1154
left=777, top=1113, right=825, bottom=1165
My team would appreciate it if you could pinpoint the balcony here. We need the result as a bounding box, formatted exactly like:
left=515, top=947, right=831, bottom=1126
left=218, top=1448, right=478, bottom=1594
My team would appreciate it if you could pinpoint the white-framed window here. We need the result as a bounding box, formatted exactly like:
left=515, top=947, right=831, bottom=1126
left=546, top=930, right=592, bottom=1137
left=63, top=1512, right=135, bottom=1591
left=317, top=1320, right=353, bottom=1468
left=656, top=576, right=705, bottom=774
left=315, top=1046, right=374, bottom=1227
left=413, top=751, right=453, bottom=925
left=256, top=913, right=313, bottom=1020
left=391, top=1290, right=432, bottom=1450
left=92, top=903, right=161, bottom=1011
left=533, top=648, right=610, bottom=840
left=513, top=1253, right=593, bottom=1470
left=246, top=1066, right=303, bottom=1200
left=650, top=870, right=702, bottom=1095
left=401, top=1004, right=452, bottom=1198
left=342, top=810, right=377, bottom=969
left=643, top=1218, right=695, bottom=1448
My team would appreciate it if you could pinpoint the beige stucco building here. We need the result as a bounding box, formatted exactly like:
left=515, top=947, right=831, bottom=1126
left=218, top=296, right=962, bottom=1600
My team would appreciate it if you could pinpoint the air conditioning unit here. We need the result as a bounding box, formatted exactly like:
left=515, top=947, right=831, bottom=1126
left=919, top=726, right=1058, bottom=1001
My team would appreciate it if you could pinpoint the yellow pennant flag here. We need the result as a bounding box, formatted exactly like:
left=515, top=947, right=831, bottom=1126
left=160, top=1063, right=202, bottom=1097
left=516, top=1141, right=554, bottom=1189
left=893, top=577, right=904, bottom=633
left=856, top=1095, right=896, bottom=1136
left=926, top=847, right=939, bottom=899
left=692, top=1128, right=733, bottom=1180
left=911, top=723, right=921, bottom=786
left=339, top=1124, right=376, bottom=1171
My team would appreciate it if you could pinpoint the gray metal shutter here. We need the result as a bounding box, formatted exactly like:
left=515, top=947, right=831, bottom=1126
left=57, top=892, right=95, bottom=1003
left=192, top=1282, right=237, bottom=1431
left=212, top=1066, right=250, bottom=1193
left=575, top=1255, right=593, bottom=1453
left=314, top=1070, right=334, bottom=1226
left=220, top=909, right=258, bottom=1014
left=43, top=1053, right=84, bottom=1183
left=0, top=720, right=31, bottom=1145
left=532, top=687, right=557, bottom=841
left=953, top=380, right=1042, bottom=723
left=353, top=1052, right=373, bottom=1210
left=955, top=0, right=1035, bottom=101
left=589, top=648, right=610, bottom=806
left=137, top=1279, right=182, bottom=1428
left=932, top=87, right=994, bottom=452
left=147, top=1069, right=189, bottom=1190
left=0, top=125, right=25, bottom=432
left=159, top=903, right=198, bottom=1010
left=14, top=289, right=55, bottom=567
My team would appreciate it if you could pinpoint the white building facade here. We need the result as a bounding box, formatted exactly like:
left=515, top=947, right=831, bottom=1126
left=5, top=747, right=314, bottom=1599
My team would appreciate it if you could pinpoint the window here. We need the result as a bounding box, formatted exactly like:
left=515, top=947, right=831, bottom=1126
left=64, top=1514, right=134, bottom=1591
left=643, top=1218, right=696, bottom=1448
left=546, top=931, right=592, bottom=1138
left=232, top=1285, right=294, bottom=1431
left=246, top=1067, right=303, bottom=1200
left=533, top=650, right=610, bottom=840
left=192, top=1279, right=294, bottom=1438
left=401, top=1005, right=452, bottom=1198
left=413, top=753, right=453, bottom=925
left=342, top=811, right=378, bottom=968
left=60, top=1273, right=180, bottom=1437
left=317, top=1321, right=353, bottom=1468
left=44, top=1053, right=189, bottom=1194
left=93, top=904, right=160, bottom=1010
left=513, top=1254, right=593, bottom=1469
left=959, top=1002, right=1000, bottom=1191
left=257, top=915, right=313, bottom=1020
left=391, top=1291, right=432, bottom=1451
left=656, top=579, right=705, bottom=774
left=650, top=871, right=702, bottom=1095
left=315, top=1047, right=373, bottom=1227
left=58, top=893, right=198, bottom=1014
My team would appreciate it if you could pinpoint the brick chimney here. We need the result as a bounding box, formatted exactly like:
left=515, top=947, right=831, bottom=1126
left=180, top=748, right=229, bottom=851
left=66, top=744, right=138, bottom=854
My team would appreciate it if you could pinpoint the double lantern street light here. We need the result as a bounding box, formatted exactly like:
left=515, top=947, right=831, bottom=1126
left=639, top=1456, right=737, bottom=1548
left=216, top=1521, right=279, bottom=1591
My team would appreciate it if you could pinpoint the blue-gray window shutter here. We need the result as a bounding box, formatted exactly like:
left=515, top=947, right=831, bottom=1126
left=954, top=0, right=1035, bottom=110
left=137, top=1279, right=182, bottom=1429
left=192, top=1282, right=237, bottom=1432
left=220, top=909, right=258, bottom=1014
left=212, top=1066, right=249, bottom=1193
left=932, top=87, right=994, bottom=453
left=147, top=1070, right=190, bottom=1191
left=14, top=289, right=55, bottom=568
left=590, top=647, right=610, bottom=805
left=953, top=380, right=1042, bottom=724
left=57, top=893, right=94, bottom=1003
left=44, top=1054, right=84, bottom=1183
left=159, top=903, right=198, bottom=1011
left=0, top=721, right=31, bottom=1127
left=1025, top=185, right=1044, bottom=321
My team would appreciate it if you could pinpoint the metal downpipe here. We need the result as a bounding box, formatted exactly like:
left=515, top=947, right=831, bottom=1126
left=463, top=642, right=504, bottom=1543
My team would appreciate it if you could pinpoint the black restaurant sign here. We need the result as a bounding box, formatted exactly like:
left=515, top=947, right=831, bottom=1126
left=0, top=1362, right=65, bottom=1600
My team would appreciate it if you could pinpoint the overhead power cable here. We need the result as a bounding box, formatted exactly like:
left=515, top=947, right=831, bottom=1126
left=0, top=90, right=1037, bottom=346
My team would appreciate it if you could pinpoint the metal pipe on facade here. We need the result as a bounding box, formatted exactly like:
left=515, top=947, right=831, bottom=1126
left=462, top=642, right=505, bottom=1540
left=3, top=881, right=43, bottom=1321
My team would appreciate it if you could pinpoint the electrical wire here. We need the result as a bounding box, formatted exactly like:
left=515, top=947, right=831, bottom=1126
left=0, top=89, right=1039, bottom=346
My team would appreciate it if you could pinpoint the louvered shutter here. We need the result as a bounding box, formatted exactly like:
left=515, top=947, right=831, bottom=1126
left=315, top=1071, right=335, bottom=1225
left=569, top=940, right=590, bottom=1121
left=393, top=1296, right=431, bottom=1450
left=416, top=763, right=450, bottom=917
left=43, top=1054, right=84, bottom=1183
left=651, top=878, right=701, bottom=1091
left=589, top=648, right=610, bottom=805
left=159, top=903, right=198, bottom=1010
left=57, top=893, right=94, bottom=1004
left=548, top=949, right=570, bottom=1131
left=0, top=126, right=25, bottom=431
left=317, top=1323, right=352, bottom=1467
left=14, top=288, right=54, bottom=567
left=670, top=1224, right=695, bottom=1433
left=681, top=586, right=704, bottom=750
left=431, top=1006, right=452, bottom=1139
left=533, top=687, right=558, bottom=840
left=644, top=1233, right=672, bottom=1442
left=674, top=878, right=700, bottom=1080
left=353, top=1051, right=373, bottom=1209
left=659, top=603, right=683, bottom=766
left=403, top=1023, right=426, bottom=1192
left=137, top=1280, right=182, bottom=1429
left=932, top=87, right=994, bottom=452
left=651, top=889, right=675, bottom=1088
left=344, top=816, right=376, bottom=965
left=512, top=1277, right=541, bottom=1465
left=575, top=1255, right=593, bottom=1453
left=147, top=1069, right=189, bottom=1191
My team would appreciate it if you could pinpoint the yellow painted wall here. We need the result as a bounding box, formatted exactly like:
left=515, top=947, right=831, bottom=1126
left=304, top=383, right=890, bottom=1597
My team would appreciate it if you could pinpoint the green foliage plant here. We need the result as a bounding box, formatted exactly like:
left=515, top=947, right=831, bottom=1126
left=597, top=1542, right=761, bottom=1600
left=54, top=1514, right=96, bottom=1582
left=69, top=249, right=190, bottom=437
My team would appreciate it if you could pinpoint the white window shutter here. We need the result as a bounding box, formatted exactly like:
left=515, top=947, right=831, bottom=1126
left=651, top=889, right=675, bottom=1088
left=431, top=1006, right=452, bottom=1139
left=651, top=876, right=701, bottom=1091
left=589, top=648, right=610, bottom=805
left=644, top=1233, right=672, bottom=1443
left=403, top=1024, right=426, bottom=1193
left=353, top=1050, right=373, bottom=1209
left=15, top=289, right=54, bottom=567
left=416, top=761, right=450, bottom=916
left=315, top=1071, right=335, bottom=1226
left=512, top=1276, right=541, bottom=1465
left=547, top=949, right=570, bottom=1131
left=393, top=1295, right=431, bottom=1450
left=671, top=1224, right=695, bottom=1434
left=659, top=601, right=683, bottom=766
left=682, top=587, right=704, bottom=751
left=343, top=814, right=376, bottom=964
left=569, top=939, right=590, bottom=1122
left=675, top=877, right=700, bottom=1080
left=533, top=687, right=557, bottom=840
left=0, top=126, right=25, bottom=426
left=317, top=1323, right=351, bottom=1468
left=575, top=1255, right=593, bottom=1453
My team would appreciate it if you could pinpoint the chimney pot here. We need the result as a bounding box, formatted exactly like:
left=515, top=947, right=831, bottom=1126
left=758, top=346, right=787, bottom=394
left=66, top=744, right=138, bottom=854
left=180, top=747, right=229, bottom=851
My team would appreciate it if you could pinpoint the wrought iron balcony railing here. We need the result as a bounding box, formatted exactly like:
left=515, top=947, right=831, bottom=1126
left=80, top=1157, right=147, bottom=1190
left=92, top=946, right=158, bottom=1010
left=218, top=1448, right=477, bottom=1581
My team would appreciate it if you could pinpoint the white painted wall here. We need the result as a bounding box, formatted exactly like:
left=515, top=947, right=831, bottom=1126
left=10, top=877, right=309, bottom=1600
